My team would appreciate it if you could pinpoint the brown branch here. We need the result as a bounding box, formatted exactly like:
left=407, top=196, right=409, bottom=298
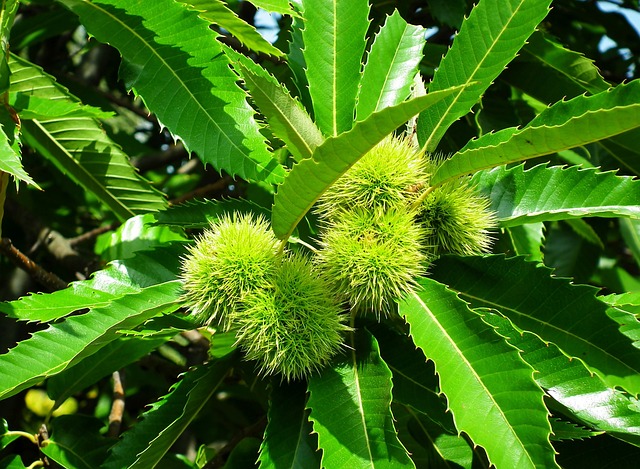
left=0, top=238, right=67, bottom=291
left=169, top=176, right=232, bottom=205
left=108, top=370, right=126, bottom=438
left=5, top=198, right=98, bottom=279
left=68, top=222, right=120, bottom=247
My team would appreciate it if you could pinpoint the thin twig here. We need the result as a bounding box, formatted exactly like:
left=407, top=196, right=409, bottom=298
left=108, top=370, right=126, bottom=438
left=68, top=222, right=120, bottom=247
left=169, top=177, right=232, bottom=205
left=0, top=238, right=67, bottom=291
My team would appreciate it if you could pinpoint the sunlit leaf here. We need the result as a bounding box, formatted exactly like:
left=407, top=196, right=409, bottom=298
left=58, top=0, right=285, bottom=184
left=431, top=255, right=640, bottom=394
left=401, top=278, right=558, bottom=468
left=307, top=329, right=413, bottom=468
left=302, top=0, right=369, bottom=135
left=471, top=164, right=640, bottom=227
left=271, top=87, right=463, bottom=240
left=433, top=81, right=640, bottom=185
left=417, top=0, right=552, bottom=151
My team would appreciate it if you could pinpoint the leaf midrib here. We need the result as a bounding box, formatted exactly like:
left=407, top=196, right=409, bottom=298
left=409, top=290, right=534, bottom=468
left=423, top=0, right=528, bottom=151
left=457, top=290, right=640, bottom=377
left=82, top=0, right=265, bottom=169
left=349, top=331, right=375, bottom=467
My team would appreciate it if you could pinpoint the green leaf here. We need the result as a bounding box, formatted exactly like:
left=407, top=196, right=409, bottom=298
left=400, top=278, right=558, bottom=469
left=232, top=60, right=323, bottom=161
left=153, top=198, right=271, bottom=229
left=519, top=31, right=610, bottom=96
left=507, top=223, right=545, bottom=261
left=94, top=213, right=186, bottom=261
left=178, top=0, right=283, bottom=57
left=259, top=380, right=320, bottom=469
left=9, top=54, right=166, bottom=219
left=432, top=80, right=640, bottom=185
left=47, top=335, right=171, bottom=405
left=0, top=280, right=181, bottom=401
left=430, top=255, right=640, bottom=394
left=0, top=455, right=27, bottom=469
left=0, top=245, right=183, bottom=322
left=368, top=323, right=453, bottom=433
left=355, top=11, right=425, bottom=122
left=271, top=87, right=463, bottom=240
left=103, top=357, right=235, bottom=469
left=0, top=0, right=18, bottom=95
left=307, top=329, right=414, bottom=469
left=620, top=218, right=640, bottom=268
left=57, top=0, right=285, bottom=185
left=0, top=420, right=20, bottom=451
left=302, top=0, right=369, bottom=135
left=501, top=33, right=640, bottom=177
left=10, top=93, right=114, bottom=120
left=471, top=164, right=640, bottom=227
left=549, top=419, right=603, bottom=441
left=417, top=0, right=552, bottom=151
left=41, top=415, right=112, bottom=469
left=394, top=404, right=475, bottom=469
left=286, top=14, right=310, bottom=108
left=482, top=311, right=640, bottom=444
left=250, top=0, right=296, bottom=16
left=0, top=120, right=36, bottom=188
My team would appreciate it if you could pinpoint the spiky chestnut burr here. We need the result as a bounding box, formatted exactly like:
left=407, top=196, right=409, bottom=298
left=179, top=213, right=279, bottom=328
left=233, top=253, right=350, bottom=381
left=316, top=136, right=427, bottom=219
left=420, top=180, right=496, bottom=256
left=316, top=207, right=429, bottom=317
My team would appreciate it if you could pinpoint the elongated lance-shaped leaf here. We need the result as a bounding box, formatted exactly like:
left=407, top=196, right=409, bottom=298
left=471, top=164, right=640, bottom=227
left=232, top=59, right=323, bottom=161
left=356, top=11, right=425, bottom=122
left=0, top=113, right=36, bottom=188
left=508, top=223, right=545, bottom=261
left=57, top=0, right=285, bottom=185
left=368, top=323, right=454, bottom=433
left=271, top=87, right=463, bottom=240
left=287, top=13, right=311, bottom=109
left=0, top=244, right=183, bottom=322
left=259, top=380, right=320, bottom=469
left=177, top=0, right=284, bottom=57
left=103, top=356, right=235, bottom=469
left=430, top=255, right=640, bottom=395
left=307, top=329, right=414, bottom=469
left=400, top=278, right=558, bottom=469
left=549, top=419, right=603, bottom=441
left=302, top=0, right=370, bottom=135
left=0, top=280, right=181, bottom=401
left=416, top=0, right=552, bottom=152
left=9, top=54, right=165, bottom=218
left=40, top=415, right=112, bottom=469
left=518, top=30, right=610, bottom=97
left=482, top=311, right=640, bottom=444
left=47, top=334, right=172, bottom=406
left=432, top=80, right=640, bottom=186
left=502, top=31, right=640, bottom=177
